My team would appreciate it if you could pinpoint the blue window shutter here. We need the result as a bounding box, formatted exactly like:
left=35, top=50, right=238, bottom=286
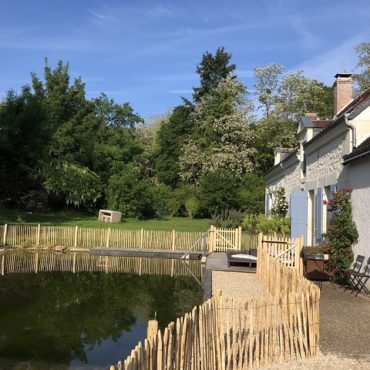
left=290, top=191, right=308, bottom=244
left=315, top=188, right=323, bottom=243
left=330, top=184, right=337, bottom=197
left=265, top=192, right=270, bottom=216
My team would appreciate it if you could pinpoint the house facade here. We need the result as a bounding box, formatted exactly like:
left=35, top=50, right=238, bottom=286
left=264, top=74, right=370, bottom=264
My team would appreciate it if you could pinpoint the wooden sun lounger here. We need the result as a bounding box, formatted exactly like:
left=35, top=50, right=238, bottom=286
left=227, top=249, right=257, bottom=268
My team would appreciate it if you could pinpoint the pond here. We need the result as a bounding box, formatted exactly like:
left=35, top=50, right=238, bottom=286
left=0, top=252, right=203, bottom=369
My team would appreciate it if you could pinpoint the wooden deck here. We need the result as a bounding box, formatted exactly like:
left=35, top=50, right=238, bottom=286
left=90, top=247, right=203, bottom=260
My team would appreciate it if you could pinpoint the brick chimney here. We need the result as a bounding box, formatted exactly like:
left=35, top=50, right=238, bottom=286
left=333, top=73, right=353, bottom=116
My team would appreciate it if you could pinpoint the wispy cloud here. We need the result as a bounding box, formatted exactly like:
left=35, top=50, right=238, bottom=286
left=296, top=33, right=368, bottom=84
left=287, top=16, right=321, bottom=50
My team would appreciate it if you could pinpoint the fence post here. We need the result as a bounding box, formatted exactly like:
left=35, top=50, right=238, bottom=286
left=171, top=230, right=176, bottom=277
left=73, top=253, right=76, bottom=273
left=238, top=226, right=242, bottom=250
left=106, top=228, right=111, bottom=248
left=35, top=252, right=39, bottom=273
left=209, top=225, right=214, bottom=252
left=3, top=224, right=7, bottom=246
left=74, top=226, right=78, bottom=248
left=139, top=229, right=144, bottom=275
left=257, top=232, right=263, bottom=250
left=1, top=254, right=4, bottom=275
left=36, top=224, right=41, bottom=247
left=140, top=229, right=144, bottom=248
left=172, top=230, right=176, bottom=250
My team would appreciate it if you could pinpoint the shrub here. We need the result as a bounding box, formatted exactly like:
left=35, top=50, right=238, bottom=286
left=167, top=198, right=181, bottom=217
left=107, top=164, right=151, bottom=218
left=198, top=170, right=239, bottom=217
left=243, top=214, right=290, bottom=235
left=185, top=197, right=199, bottom=219
left=173, top=184, right=198, bottom=216
left=210, top=209, right=244, bottom=228
left=149, top=183, right=172, bottom=219
left=270, top=187, right=288, bottom=217
left=326, top=189, right=358, bottom=271
left=237, top=173, right=265, bottom=214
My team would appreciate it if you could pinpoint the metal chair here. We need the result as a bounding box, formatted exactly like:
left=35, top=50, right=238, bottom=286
left=350, top=257, right=370, bottom=296
left=342, top=255, right=365, bottom=290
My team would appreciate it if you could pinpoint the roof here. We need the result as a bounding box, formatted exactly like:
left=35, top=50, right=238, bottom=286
left=343, top=136, right=370, bottom=164
left=304, top=86, right=370, bottom=148
left=312, top=120, right=332, bottom=129
left=264, top=149, right=298, bottom=177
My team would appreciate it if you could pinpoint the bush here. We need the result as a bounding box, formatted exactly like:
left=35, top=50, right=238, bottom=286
left=185, top=197, right=199, bottom=219
left=270, top=187, right=288, bottom=217
left=173, top=184, right=198, bottom=216
left=243, top=214, right=290, bottom=235
left=107, top=164, right=152, bottom=218
left=211, top=209, right=244, bottom=228
left=326, top=189, right=358, bottom=271
left=237, top=173, right=265, bottom=214
left=149, top=183, right=172, bottom=219
left=198, top=170, right=239, bottom=217
left=167, top=198, right=181, bottom=217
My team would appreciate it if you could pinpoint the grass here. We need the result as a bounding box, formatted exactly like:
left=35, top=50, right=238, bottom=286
left=0, top=207, right=210, bottom=232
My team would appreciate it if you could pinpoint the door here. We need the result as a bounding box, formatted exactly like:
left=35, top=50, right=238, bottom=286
left=290, top=191, right=308, bottom=244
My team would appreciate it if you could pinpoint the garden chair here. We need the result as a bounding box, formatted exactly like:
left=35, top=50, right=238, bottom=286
left=350, top=257, right=370, bottom=296
left=341, top=255, right=365, bottom=290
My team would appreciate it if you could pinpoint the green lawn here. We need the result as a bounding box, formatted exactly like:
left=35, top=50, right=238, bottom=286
left=0, top=207, right=210, bottom=232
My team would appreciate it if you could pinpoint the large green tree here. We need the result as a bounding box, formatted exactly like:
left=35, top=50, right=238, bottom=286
left=180, top=77, right=255, bottom=183
left=354, top=42, right=370, bottom=93
left=193, top=46, right=236, bottom=103
left=154, top=105, right=194, bottom=187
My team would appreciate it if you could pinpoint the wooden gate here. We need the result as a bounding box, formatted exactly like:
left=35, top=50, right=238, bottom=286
left=208, top=226, right=242, bottom=252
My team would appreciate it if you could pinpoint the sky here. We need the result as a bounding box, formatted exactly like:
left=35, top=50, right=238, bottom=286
left=1, top=0, right=370, bottom=120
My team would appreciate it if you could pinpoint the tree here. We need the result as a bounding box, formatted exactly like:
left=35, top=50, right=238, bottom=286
left=251, top=66, right=332, bottom=174
left=237, top=173, right=265, bottom=214
left=253, top=64, right=285, bottom=117
left=277, top=71, right=333, bottom=121
left=354, top=42, right=370, bottom=93
left=106, top=164, right=152, bottom=218
left=0, top=59, right=144, bottom=210
left=326, top=190, right=358, bottom=275
left=198, top=170, right=240, bottom=217
left=193, top=46, right=236, bottom=102
left=0, top=87, right=48, bottom=208
left=180, top=77, right=255, bottom=183
left=154, top=105, right=194, bottom=187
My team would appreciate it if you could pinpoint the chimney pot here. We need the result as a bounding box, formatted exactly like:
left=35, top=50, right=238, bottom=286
left=333, top=73, right=353, bottom=116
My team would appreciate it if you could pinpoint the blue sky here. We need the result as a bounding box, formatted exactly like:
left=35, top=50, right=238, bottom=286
left=1, top=0, right=370, bottom=119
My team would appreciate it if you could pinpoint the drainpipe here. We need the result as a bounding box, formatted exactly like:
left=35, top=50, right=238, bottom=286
left=345, top=113, right=356, bottom=150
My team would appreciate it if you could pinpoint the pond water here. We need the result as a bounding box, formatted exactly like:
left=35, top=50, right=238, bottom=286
left=0, top=252, right=203, bottom=369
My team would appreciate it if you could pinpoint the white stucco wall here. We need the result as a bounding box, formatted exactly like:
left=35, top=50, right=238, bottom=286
left=344, top=158, right=370, bottom=264
left=353, top=106, right=370, bottom=146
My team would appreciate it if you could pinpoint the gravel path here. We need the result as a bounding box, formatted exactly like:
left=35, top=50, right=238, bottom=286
left=212, top=270, right=266, bottom=298
left=258, top=351, right=370, bottom=369
left=210, top=266, right=370, bottom=369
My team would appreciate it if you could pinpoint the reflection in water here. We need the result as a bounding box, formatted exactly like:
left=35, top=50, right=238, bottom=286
left=0, top=252, right=203, bottom=369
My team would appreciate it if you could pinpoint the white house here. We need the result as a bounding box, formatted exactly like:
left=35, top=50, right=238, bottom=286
left=264, top=73, right=370, bottom=265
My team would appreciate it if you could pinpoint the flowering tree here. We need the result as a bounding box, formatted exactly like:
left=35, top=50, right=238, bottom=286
left=325, top=189, right=358, bottom=271
left=179, top=77, right=255, bottom=183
